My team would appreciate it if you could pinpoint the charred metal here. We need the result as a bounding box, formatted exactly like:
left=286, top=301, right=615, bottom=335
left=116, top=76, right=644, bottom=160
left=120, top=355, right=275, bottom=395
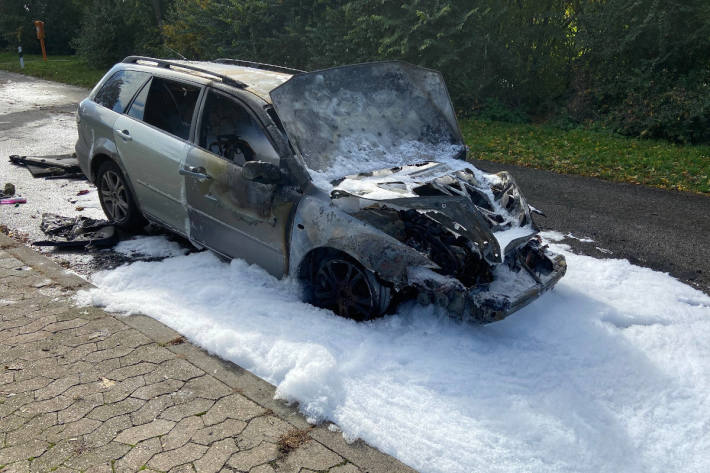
left=322, top=162, right=567, bottom=323
left=76, top=58, right=566, bottom=324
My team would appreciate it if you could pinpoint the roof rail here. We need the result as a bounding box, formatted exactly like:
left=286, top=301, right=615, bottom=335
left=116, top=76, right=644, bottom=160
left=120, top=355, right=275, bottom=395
left=122, top=56, right=247, bottom=88
left=213, top=58, right=305, bottom=75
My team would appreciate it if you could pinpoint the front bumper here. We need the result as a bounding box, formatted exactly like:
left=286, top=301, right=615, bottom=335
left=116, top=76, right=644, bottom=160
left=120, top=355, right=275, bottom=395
left=465, top=252, right=566, bottom=323
left=413, top=241, right=567, bottom=324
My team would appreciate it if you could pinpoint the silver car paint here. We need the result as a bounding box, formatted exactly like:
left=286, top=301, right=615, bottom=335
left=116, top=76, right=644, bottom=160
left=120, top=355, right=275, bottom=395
left=76, top=59, right=566, bottom=323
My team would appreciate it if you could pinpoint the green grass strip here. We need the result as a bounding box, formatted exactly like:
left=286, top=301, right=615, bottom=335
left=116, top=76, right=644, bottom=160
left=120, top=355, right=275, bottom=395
left=0, top=52, right=105, bottom=89
left=461, top=119, right=710, bottom=195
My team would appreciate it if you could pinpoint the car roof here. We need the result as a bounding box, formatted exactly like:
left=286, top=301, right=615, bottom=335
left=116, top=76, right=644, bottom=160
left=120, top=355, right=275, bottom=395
left=121, top=57, right=296, bottom=103
left=173, top=60, right=294, bottom=102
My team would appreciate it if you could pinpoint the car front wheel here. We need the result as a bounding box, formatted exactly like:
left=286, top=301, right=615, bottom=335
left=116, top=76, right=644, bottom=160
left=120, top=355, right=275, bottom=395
left=311, top=255, right=391, bottom=321
left=96, top=161, right=145, bottom=231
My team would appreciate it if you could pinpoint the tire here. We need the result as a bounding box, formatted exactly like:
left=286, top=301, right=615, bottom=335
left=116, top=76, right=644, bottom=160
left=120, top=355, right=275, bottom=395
left=96, top=161, right=145, bottom=231
left=310, top=255, right=391, bottom=321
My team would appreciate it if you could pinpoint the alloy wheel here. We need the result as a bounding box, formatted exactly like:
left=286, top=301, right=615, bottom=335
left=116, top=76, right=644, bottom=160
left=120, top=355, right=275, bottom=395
left=99, top=170, right=130, bottom=223
left=314, top=258, right=377, bottom=321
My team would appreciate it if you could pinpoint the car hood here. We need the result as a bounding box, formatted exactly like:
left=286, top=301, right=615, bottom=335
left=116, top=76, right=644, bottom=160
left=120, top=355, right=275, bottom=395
left=269, top=61, right=465, bottom=180
left=329, top=161, right=537, bottom=265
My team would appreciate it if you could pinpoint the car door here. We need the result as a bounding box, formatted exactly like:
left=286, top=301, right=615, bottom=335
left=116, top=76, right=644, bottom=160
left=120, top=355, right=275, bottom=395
left=79, top=69, right=150, bottom=177
left=183, top=89, right=292, bottom=276
left=114, top=76, right=202, bottom=235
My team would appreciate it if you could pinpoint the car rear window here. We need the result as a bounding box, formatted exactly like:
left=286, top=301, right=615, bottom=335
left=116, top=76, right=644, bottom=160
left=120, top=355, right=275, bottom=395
left=94, top=70, right=150, bottom=113
left=129, top=77, right=200, bottom=141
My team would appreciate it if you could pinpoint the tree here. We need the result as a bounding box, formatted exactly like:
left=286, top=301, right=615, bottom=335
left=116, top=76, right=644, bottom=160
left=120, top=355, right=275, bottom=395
left=572, top=0, right=710, bottom=142
left=73, top=0, right=174, bottom=66
left=0, top=0, right=83, bottom=54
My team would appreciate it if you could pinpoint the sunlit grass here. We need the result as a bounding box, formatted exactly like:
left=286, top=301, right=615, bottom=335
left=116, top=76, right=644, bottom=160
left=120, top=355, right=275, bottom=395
left=0, top=52, right=105, bottom=89
left=461, top=119, right=710, bottom=195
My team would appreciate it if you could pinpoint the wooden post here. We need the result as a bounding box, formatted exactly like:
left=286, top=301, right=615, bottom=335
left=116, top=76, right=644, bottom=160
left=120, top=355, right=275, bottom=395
left=33, top=20, right=47, bottom=61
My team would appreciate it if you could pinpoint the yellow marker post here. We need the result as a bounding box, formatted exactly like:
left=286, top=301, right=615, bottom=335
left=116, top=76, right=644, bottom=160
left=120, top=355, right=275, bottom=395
left=33, top=20, right=47, bottom=61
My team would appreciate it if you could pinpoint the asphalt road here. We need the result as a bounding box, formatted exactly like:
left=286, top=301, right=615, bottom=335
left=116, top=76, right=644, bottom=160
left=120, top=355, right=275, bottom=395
left=1, top=69, right=708, bottom=294
left=473, top=159, right=710, bottom=294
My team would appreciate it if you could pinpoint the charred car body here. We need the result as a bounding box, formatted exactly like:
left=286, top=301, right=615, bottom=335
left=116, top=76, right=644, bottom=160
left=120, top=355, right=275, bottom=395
left=75, top=57, right=566, bottom=323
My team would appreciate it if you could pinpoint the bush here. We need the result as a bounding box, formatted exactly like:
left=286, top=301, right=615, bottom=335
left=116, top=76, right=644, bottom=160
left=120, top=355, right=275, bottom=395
left=602, top=71, right=710, bottom=144
left=72, top=0, right=165, bottom=67
left=60, top=0, right=710, bottom=144
left=572, top=0, right=710, bottom=143
left=476, top=98, right=530, bottom=124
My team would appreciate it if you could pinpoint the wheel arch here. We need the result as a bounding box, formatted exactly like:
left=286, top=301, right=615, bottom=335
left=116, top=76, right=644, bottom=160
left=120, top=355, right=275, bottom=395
left=90, top=153, right=114, bottom=181
left=298, top=246, right=392, bottom=319
left=297, top=247, right=360, bottom=282
left=92, top=155, right=146, bottom=230
left=90, top=153, right=141, bottom=213
left=288, top=195, right=434, bottom=290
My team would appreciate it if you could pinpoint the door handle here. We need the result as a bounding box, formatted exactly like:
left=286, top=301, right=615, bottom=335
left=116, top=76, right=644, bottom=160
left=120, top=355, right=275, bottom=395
left=179, top=166, right=212, bottom=182
left=115, top=129, right=132, bottom=141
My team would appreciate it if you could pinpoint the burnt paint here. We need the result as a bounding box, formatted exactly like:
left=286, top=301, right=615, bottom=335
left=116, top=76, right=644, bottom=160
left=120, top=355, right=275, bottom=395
left=185, top=146, right=297, bottom=277
left=288, top=191, right=436, bottom=286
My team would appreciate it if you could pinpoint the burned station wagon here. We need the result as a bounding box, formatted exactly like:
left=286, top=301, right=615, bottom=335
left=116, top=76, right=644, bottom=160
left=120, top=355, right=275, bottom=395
left=75, top=57, right=566, bottom=323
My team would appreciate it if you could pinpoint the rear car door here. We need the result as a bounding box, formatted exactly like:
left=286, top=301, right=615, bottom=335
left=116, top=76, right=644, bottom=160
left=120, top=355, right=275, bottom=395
left=77, top=69, right=150, bottom=177
left=114, top=76, right=202, bottom=234
left=183, top=89, right=291, bottom=276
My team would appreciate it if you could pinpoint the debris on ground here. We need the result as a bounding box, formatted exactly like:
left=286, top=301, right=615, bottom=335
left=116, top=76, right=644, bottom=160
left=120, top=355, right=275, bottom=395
left=160, top=336, right=186, bottom=347
left=277, top=428, right=312, bottom=456
left=0, top=197, right=26, bottom=205
left=77, top=189, right=90, bottom=196
left=32, top=213, right=117, bottom=249
left=9, top=154, right=85, bottom=180
left=1, top=183, right=15, bottom=197
left=100, top=377, right=116, bottom=388
left=0, top=226, right=30, bottom=243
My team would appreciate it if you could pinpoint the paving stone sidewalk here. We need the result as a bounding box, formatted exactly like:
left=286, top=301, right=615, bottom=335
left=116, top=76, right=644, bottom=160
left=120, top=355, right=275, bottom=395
left=0, top=234, right=416, bottom=473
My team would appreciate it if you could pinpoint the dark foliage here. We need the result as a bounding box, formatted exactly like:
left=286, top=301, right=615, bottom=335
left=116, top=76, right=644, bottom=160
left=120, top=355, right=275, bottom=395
left=72, top=0, right=172, bottom=67
left=1, top=0, right=707, bottom=143
left=160, top=0, right=709, bottom=143
left=571, top=0, right=710, bottom=143
left=0, top=0, right=83, bottom=54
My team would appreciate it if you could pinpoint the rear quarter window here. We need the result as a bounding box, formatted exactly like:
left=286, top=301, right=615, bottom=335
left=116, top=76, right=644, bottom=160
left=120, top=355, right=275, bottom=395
left=94, top=70, right=150, bottom=113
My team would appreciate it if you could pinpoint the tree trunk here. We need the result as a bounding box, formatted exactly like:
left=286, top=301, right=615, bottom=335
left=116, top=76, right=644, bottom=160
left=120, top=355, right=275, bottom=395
left=151, top=0, right=162, bottom=26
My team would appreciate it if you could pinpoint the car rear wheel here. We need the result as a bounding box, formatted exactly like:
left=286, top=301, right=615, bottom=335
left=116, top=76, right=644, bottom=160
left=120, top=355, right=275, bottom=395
left=311, top=256, right=391, bottom=321
left=96, top=161, right=145, bottom=231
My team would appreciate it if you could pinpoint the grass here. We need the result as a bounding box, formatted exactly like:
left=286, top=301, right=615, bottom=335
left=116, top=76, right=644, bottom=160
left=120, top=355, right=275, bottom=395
left=0, top=52, right=105, bottom=88
left=461, top=119, right=710, bottom=195
left=0, top=52, right=707, bottom=195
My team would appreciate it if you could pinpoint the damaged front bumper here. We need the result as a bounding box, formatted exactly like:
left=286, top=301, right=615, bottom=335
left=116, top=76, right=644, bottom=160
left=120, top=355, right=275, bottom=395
left=412, top=241, right=567, bottom=324
left=466, top=253, right=566, bottom=323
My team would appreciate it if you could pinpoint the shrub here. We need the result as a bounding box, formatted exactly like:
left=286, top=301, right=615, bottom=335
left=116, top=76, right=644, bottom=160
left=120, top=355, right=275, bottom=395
left=72, top=0, right=165, bottom=67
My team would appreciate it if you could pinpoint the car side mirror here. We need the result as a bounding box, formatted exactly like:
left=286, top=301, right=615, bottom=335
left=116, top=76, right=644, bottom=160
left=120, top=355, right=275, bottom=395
left=242, top=160, right=281, bottom=184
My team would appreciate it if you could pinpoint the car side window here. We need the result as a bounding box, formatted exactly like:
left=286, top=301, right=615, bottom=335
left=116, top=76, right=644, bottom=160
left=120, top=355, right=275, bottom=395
left=127, top=78, right=150, bottom=120
left=129, top=77, right=200, bottom=140
left=198, top=91, right=280, bottom=166
left=94, top=70, right=150, bottom=113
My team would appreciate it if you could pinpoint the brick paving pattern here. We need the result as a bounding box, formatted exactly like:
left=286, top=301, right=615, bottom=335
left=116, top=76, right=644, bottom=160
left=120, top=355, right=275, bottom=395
left=0, top=235, right=415, bottom=473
